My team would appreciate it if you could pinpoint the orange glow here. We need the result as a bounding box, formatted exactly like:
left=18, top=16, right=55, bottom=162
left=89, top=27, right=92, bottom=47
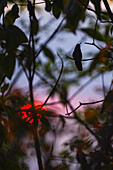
left=18, top=101, right=47, bottom=125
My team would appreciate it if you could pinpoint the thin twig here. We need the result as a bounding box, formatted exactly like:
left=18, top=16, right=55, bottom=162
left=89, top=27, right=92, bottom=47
left=103, top=0, right=113, bottom=23
left=85, top=42, right=102, bottom=50
left=66, top=99, right=104, bottom=116
left=35, top=17, right=65, bottom=59
left=67, top=100, right=100, bottom=142
left=15, top=1, right=45, bottom=6
left=102, top=73, right=106, bottom=98
left=0, top=75, right=6, bottom=87
left=35, top=71, right=53, bottom=88
left=66, top=55, right=97, bottom=61
left=93, top=19, right=98, bottom=44
left=21, top=63, right=29, bottom=80
left=41, top=53, right=63, bottom=108
left=79, top=0, right=111, bottom=23
left=68, top=73, right=100, bottom=101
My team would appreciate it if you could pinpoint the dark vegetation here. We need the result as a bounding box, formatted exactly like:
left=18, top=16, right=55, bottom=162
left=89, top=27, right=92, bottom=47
left=0, top=0, right=113, bottom=169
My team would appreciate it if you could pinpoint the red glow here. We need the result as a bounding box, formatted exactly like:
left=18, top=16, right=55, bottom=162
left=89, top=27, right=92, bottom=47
left=18, top=101, right=47, bottom=125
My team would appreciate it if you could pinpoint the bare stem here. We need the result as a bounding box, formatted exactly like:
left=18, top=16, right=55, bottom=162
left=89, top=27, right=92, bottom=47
left=33, top=126, right=44, bottom=170
left=103, top=0, right=113, bottom=23
left=41, top=53, right=63, bottom=108
left=66, top=99, right=104, bottom=115
left=27, top=1, right=43, bottom=169
left=67, top=100, right=100, bottom=141
left=35, top=17, right=65, bottom=59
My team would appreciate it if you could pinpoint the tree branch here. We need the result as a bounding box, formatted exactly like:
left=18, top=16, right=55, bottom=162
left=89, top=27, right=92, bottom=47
left=35, top=17, right=65, bottom=59
left=66, top=100, right=104, bottom=116
left=68, top=73, right=100, bottom=101
left=103, top=0, right=113, bottom=23
left=67, top=100, right=100, bottom=142
left=41, top=53, right=63, bottom=108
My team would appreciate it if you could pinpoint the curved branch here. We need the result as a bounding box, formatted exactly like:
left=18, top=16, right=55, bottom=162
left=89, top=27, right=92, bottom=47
left=41, top=53, right=63, bottom=108
left=67, top=100, right=100, bottom=141
left=103, top=0, right=113, bottom=23
left=66, top=99, right=104, bottom=116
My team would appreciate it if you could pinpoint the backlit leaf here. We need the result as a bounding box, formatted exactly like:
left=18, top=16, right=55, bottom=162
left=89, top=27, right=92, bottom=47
left=85, top=108, right=98, bottom=123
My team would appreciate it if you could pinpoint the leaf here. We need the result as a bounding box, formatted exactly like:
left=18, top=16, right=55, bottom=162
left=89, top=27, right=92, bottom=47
left=85, top=108, right=98, bottom=124
left=42, top=46, right=55, bottom=62
left=81, top=28, right=112, bottom=42
left=5, top=4, right=19, bottom=26
left=1, top=83, right=9, bottom=94
left=44, top=0, right=51, bottom=12
left=90, top=0, right=101, bottom=19
left=12, top=4, right=19, bottom=18
left=65, top=0, right=86, bottom=32
left=110, top=25, right=113, bottom=35
left=4, top=25, right=28, bottom=50
left=0, top=0, right=7, bottom=17
left=0, top=53, right=16, bottom=79
left=52, top=2, right=61, bottom=19
left=101, top=90, right=113, bottom=114
left=72, top=44, right=83, bottom=71
left=56, top=0, right=64, bottom=10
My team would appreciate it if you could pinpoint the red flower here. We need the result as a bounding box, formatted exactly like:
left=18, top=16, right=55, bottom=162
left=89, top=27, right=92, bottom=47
left=18, top=101, right=47, bottom=125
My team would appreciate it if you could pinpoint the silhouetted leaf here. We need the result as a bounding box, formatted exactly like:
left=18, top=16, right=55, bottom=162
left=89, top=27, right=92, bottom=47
left=45, top=0, right=51, bottom=12
left=4, top=25, right=28, bottom=50
left=5, top=4, right=19, bottom=26
left=1, top=83, right=9, bottom=94
left=52, top=2, right=61, bottom=19
left=81, top=28, right=111, bottom=42
left=65, top=0, right=86, bottom=32
left=0, top=0, right=7, bottom=17
left=91, top=0, right=101, bottom=19
left=110, top=25, right=113, bottom=35
left=42, top=46, right=55, bottom=62
left=0, top=53, right=16, bottom=79
left=72, top=44, right=83, bottom=71
left=101, top=90, right=113, bottom=114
